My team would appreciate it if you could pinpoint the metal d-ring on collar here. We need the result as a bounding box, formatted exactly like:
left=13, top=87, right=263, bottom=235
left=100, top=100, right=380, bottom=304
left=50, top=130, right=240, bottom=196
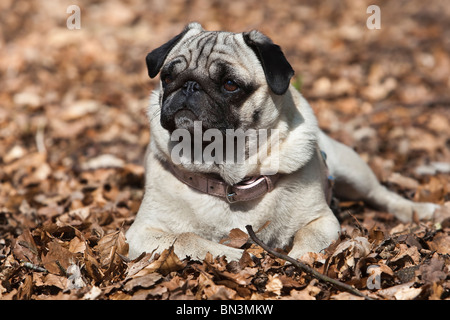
left=226, top=185, right=237, bottom=203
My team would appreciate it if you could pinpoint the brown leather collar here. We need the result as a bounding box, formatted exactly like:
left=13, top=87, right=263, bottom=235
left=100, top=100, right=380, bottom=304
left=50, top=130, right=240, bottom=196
left=167, top=163, right=281, bottom=203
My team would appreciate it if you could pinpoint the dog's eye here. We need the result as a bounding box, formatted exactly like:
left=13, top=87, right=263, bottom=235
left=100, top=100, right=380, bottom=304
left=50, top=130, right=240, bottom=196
left=223, top=80, right=239, bottom=92
left=163, top=75, right=173, bottom=85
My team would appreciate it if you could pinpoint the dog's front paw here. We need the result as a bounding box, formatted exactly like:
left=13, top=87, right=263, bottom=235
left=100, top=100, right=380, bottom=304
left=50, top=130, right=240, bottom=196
left=168, top=232, right=244, bottom=262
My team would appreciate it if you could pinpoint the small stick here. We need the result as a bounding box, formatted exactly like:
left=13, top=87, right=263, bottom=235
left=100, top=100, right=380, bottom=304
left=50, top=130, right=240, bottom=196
left=21, top=261, right=48, bottom=273
left=245, top=225, right=373, bottom=300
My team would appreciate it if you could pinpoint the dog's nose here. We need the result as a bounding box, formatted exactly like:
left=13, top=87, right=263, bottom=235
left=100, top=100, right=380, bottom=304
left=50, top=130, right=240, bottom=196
left=182, top=81, right=201, bottom=95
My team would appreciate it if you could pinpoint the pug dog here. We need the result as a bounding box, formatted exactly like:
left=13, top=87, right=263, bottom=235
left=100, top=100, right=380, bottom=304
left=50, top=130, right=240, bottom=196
left=126, top=22, right=439, bottom=261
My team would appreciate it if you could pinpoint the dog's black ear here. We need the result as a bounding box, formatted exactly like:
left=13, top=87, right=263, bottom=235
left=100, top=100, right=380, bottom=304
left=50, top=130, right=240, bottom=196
left=146, top=23, right=203, bottom=78
left=243, top=31, right=294, bottom=95
left=146, top=31, right=187, bottom=79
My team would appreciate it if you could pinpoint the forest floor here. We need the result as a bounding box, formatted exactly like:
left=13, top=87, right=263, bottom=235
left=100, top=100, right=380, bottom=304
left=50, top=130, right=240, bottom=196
left=0, top=0, right=449, bottom=300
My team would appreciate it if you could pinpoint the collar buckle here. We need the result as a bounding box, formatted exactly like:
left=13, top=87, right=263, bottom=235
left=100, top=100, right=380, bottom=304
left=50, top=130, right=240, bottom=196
left=226, top=185, right=237, bottom=203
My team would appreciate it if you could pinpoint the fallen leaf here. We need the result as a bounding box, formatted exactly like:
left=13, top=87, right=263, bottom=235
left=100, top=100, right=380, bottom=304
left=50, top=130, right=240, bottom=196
left=83, top=286, right=102, bottom=300
left=68, top=236, right=87, bottom=254
left=284, top=280, right=321, bottom=300
left=378, top=282, right=420, bottom=300
left=61, top=100, right=100, bottom=121
left=220, top=228, right=248, bottom=248
left=134, top=246, right=186, bottom=277
left=84, top=249, right=104, bottom=283
left=332, top=237, right=371, bottom=259
left=265, top=274, right=283, bottom=296
left=204, top=285, right=237, bottom=300
left=33, top=272, right=68, bottom=291
left=13, top=229, right=40, bottom=265
left=419, top=254, right=447, bottom=284
left=390, top=244, right=421, bottom=269
left=16, top=275, right=33, bottom=300
left=124, top=273, right=163, bottom=292
left=96, top=230, right=129, bottom=270
left=393, top=286, right=422, bottom=300
left=81, top=154, right=125, bottom=170
left=41, top=240, right=76, bottom=275
left=330, top=291, right=365, bottom=300
left=414, top=176, right=446, bottom=203
left=125, top=252, right=154, bottom=280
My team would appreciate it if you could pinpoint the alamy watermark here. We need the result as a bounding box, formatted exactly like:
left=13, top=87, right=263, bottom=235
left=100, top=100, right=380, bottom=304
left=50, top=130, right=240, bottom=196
left=366, top=5, right=381, bottom=30
left=66, top=5, right=380, bottom=31
left=366, top=265, right=382, bottom=290
left=67, top=5, right=81, bottom=30
left=170, top=121, right=280, bottom=175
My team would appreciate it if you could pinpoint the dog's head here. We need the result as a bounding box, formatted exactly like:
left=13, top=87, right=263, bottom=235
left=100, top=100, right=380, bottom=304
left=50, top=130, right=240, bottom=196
left=146, top=22, right=294, bottom=135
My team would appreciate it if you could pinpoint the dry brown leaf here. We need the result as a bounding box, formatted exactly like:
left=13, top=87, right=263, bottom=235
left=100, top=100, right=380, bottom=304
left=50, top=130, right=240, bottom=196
left=96, top=230, right=129, bottom=269
left=84, top=249, right=104, bottom=283
left=123, top=273, right=163, bottom=292
left=393, top=286, right=422, bottom=300
left=330, top=292, right=366, bottom=300
left=83, top=286, right=103, bottom=300
left=329, top=236, right=372, bottom=276
left=134, top=246, right=186, bottom=277
left=13, top=229, right=40, bottom=265
left=68, top=236, right=86, bottom=254
left=16, top=275, right=33, bottom=300
left=414, top=176, right=446, bottom=203
left=125, top=252, right=154, bottom=280
left=156, top=247, right=186, bottom=276
left=419, top=254, right=447, bottom=284
left=390, top=243, right=421, bottom=268
left=238, top=250, right=256, bottom=269
left=42, top=273, right=68, bottom=290
left=265, top=274, right=283, bottom=296
left=61, top=100, right=100, bottom=121
left=368, top=226, right=385, bottom=244
left=429, top=282, right=445, bottom=300
left=220, top=228, right=248, bottom=248
left=427, top=234, right=450, bottom=255
left=284, top=280, right=320, bottom=300
left=204, top=285, right=237, bottom=300
left=109, top=291, right=132, bottom=300
left=41, top=240, right=76, bottom=275
left=332, top=237, right=371, bottom=259
left=217, top=267, right=258, bottom=286
left=377, top=282, right=417, bottom=300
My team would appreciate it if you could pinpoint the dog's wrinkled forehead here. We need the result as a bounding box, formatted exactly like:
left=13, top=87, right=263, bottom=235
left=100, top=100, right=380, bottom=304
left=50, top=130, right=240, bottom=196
left=164, top=29, right=258, bottom=80
left=146, top=22, right=295, bottom=95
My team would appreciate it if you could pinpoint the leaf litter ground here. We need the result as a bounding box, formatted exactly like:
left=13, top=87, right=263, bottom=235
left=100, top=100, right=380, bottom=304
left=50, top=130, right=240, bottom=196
left=0, top=0, right=449, bottom=300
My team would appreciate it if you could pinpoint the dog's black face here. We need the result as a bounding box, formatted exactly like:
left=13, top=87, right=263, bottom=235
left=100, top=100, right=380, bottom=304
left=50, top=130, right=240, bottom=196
left=159, top=59, right=257, bottom=134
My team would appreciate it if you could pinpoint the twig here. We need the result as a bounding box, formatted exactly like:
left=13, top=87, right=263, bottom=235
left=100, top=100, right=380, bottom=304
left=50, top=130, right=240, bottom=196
left=245, top=225, right=373, bottom=300
left=21, top=261, right=48, bottom=273
left=55, top=260, right=67, bottom=276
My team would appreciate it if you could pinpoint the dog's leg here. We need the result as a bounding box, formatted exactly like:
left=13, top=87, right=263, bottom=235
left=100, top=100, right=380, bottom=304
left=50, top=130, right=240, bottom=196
left=126, top=223, right=244, bottom=261
left=318, top=131, right=438, bottom=222
left=288, top=211, right=341, bottom=259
